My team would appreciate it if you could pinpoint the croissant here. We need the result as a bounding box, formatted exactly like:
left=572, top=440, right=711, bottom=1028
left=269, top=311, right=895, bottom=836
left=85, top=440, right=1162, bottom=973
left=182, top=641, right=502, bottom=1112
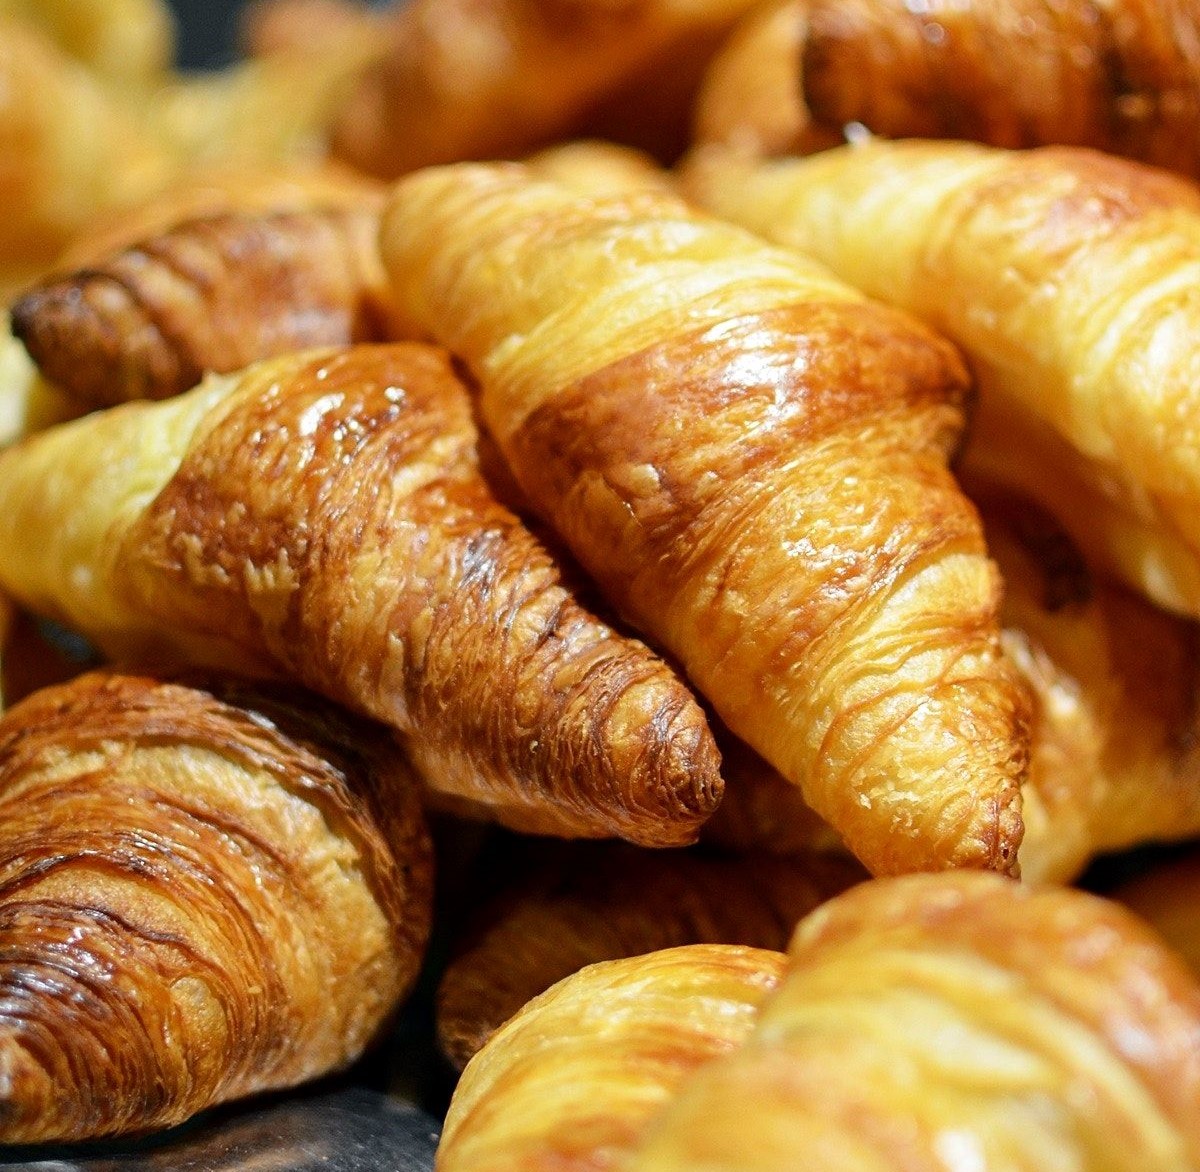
left=0, top=669, right=432, bottom=1143
left=0, top=343, right=722, bottom=845
left=799, top=0, right=1200, bottom=177
left=627, top=871, right=1200, bottom=1169
left=0, top=0, right=175, bottom=90
left=438, top=943, right=789, bottom=1172
left=442, top=872, right=1200, bottom=1168
left=977, top=479, right=1200, bottom=884
left=328, top=0, right=762, bottom=178
left=524, top=139, right=677, bottom=197
left=381, top=163, right=1031, bottom=877
left=685, top=140, right=1200, bottom=616
left=13, top=205, right=400, bottom=407
left=436, top=840, right=863, bottom=1069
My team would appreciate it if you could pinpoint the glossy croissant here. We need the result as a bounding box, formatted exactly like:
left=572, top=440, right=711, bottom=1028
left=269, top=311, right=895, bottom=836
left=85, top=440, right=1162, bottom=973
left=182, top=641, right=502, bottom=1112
left=436, top=840, right=863, bottom=1069
left=0, top=344, right=722, bottom=845
left=381, top=163, right=1031, bottom=877
left=13, top=205, right=398, bottom=406
left=0, top=669, right=432, bottom=1143
left=443, top=873, right=1200, bottom=1170
left=686, top=140, right=1200, bottom=617
left=438, top=944, right=789, bottom=1172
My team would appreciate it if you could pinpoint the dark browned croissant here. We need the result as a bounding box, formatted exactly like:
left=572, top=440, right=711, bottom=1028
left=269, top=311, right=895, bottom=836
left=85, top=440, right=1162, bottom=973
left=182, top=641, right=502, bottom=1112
left=12, top=206, right=399, bottom=407
left=436, top=840, right=863, bottom=1069
left=0, top=669, right=432, bottom=1143
left=381, top=163, right=1032, bottom=877
left=0, top=344, right=722, bottom=845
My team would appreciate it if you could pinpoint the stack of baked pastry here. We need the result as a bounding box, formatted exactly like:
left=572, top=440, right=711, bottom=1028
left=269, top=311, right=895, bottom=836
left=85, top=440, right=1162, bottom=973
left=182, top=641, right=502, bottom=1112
left=3, top=0, right=1200, bottom=1164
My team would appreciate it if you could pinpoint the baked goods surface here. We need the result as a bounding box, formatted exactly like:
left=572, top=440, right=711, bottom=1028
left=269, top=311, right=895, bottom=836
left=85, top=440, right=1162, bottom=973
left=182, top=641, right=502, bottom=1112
left=5, top=0, right=1200, bottom=1158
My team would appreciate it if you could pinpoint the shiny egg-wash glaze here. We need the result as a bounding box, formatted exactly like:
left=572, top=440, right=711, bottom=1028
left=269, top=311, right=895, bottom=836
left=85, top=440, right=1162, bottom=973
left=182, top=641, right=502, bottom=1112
left=381, top=166, right=1031, bottom=877
left=12, top=206, right=398, bottom=408
left=0, top=345, right=721, bottom=845
left=0, top=670, right=432, bottom=1143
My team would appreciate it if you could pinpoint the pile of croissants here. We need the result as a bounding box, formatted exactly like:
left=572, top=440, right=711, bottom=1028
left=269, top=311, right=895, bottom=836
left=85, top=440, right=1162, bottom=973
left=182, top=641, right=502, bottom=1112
left=4, top=0, right=1200, bottom=1164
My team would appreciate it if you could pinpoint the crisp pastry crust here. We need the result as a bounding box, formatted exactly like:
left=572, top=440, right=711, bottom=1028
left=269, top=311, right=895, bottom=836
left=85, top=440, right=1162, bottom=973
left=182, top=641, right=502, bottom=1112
left=13, top=206, right=398, bottom=406
left=381, top=163, right=1031, bottom=877
left=438, top=944, right=789, bottom=1172
left=0, top=343, right=722, bottom=845
left=800, top=0, right=1200, bottom=177
left=436, top=840, right=863, bottom=1069
left=685, top=140, right=1200, bottom=616
left=0, top=669, right=432, bottom=1143
left=628, top=873, right=1200, bottom=1170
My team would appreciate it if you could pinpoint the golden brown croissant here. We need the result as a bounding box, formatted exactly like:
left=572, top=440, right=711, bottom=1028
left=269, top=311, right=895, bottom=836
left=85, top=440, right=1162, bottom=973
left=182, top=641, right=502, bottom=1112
left=799, top=0, right=1200, bottom=177
left=436, top=840, right=863, bottom=1069
left=381, top=163, right=1031, bottom=877
left=685, top=140, right=1200, bottom=617
left=328, top=0, right=762, bottom=178
left=442, top=872, right=1200, bottom=1168
left=0, top=344, right=722, bottom=845
left=977, top=480, right=1200, bottom=884
left=0, top=669, right=432, bottom=1143
left=438, top=944, right=789, bottom=1172
left=0, top=0, right=175, bottom=90
left=12, top=206, right=400, bottom=407
left=627, top=872, right=1200, bottom=1169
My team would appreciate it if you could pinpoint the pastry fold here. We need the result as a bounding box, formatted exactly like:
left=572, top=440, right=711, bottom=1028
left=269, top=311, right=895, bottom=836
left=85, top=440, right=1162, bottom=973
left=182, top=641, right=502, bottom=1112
left=0, top=669, right=432, bottom=1143
left=686, top=140, right=1200, bottom=616
left=381, top=163, right=1031, bottom=877
left=13, top=205, right=396, bottom=406
left=0, top=343, right=722, bottom=845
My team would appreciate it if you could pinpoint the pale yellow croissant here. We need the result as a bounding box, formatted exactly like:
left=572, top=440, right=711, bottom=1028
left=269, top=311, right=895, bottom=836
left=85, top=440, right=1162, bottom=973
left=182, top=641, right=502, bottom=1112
left=381, top=162, right=1031, bottom=877
left=442, top=873, right=1200, bottom=1169
left=0, top=669, right=432, bottom=1143
left=0, top=344, right=721, bottom=845
left=438, top=944, right=789, bottom=1172
left=684, top=140, right=1200, bottom=617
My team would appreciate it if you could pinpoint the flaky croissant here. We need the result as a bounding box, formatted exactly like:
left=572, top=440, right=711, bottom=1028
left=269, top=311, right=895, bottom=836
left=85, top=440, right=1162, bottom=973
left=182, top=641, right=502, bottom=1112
left=445, top=874, right=1200, bottom=1168
left=0, top=343, right=722, bottom=845
left=438, top=944, right=789, bottom=1172
left=799, top=0, right=1200, bottom=177
left=686, top=141, right=1200, bottom=617
left=13, top=205, right=400, bottom=407
left=328, top=0, right=762, bottom=178
left=436, top=840, right=862, bottom=1069
left=0, top=669, right=432, bottom=1143
left=381, top=162, right=1031, bottom=877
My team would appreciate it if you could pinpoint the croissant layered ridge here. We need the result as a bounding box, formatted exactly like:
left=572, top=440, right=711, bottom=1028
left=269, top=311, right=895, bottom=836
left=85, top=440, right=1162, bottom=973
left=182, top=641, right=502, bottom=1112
left=629, top=872, right=1200, bottom=1170
left=0, top=669, right=432, bottom=1143
left=438, top=944, right=789, bottom=1172
left=381, top=164, right=1031, bottom=877
left=0, top=344, right=722, bottom=845
left=12, top=205, right=397, bottom=408
left=685, top=141, right=1200, bottom=616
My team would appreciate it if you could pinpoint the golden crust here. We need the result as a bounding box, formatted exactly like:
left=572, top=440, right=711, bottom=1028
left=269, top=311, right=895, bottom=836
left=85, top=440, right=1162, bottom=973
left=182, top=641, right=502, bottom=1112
left=0, top=344, right=722, bottom=845
left=13, top=206, right=399, bottom=406
left=629, top=873, right=1200, bottom=1170
left=0, top=669, right=432, bottom=1142
left=436, top=841, right=863, bottom=1069
left=685, top=140, right=1200, bottom=616
left=438, top=943, right=789, bottom=1172
left=381, top=164, right=1031, bottom=877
